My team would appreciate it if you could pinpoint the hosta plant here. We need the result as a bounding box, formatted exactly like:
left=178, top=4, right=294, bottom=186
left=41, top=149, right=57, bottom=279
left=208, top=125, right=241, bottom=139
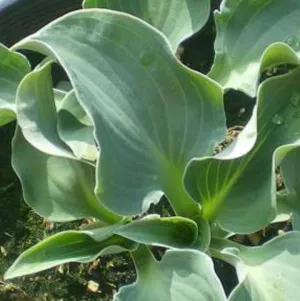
left=2, top=0, right=300, bottom=300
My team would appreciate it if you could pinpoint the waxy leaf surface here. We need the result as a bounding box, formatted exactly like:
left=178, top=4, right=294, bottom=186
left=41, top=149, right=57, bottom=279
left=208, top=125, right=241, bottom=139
left=185, top=67, right=300, bottom=233
left=115, top=246, right=226, bottom=301
left=210, top=0, right=300, bottom=96
left=15, top=10, right=226, bottom=218
left=115, top=216, right=198, bottom=248
left=277, top=147, right=300, bottom=230
left=16, top=62, right=73, bottom=158
left=57, top=90, right=98, bottom=161
left=4, top=227, right=134, bottom=280
left=212, top=233, right=300, bottom=301
left=83, top=0, right=210, bottom=51
left=12, top=128, right=121, bottom=223
left=0, top=45, right=30, bottom=126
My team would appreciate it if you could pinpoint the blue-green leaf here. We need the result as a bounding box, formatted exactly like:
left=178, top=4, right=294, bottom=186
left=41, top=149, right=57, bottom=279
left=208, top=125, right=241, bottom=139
left=211, top=233, right=300, bottom=301
left=0, top=44, right=30, bottom=126
left=115, top=245, right=226, bottom=301
left=57, top=90, right=97, bottom=161
left=12, top=127, right=121, bottom=223
left=115, top=216, right=198, bottom=248
left=185, top=66, right=300, bottom=233
left=277, top=147, right=300, bottom=230
left=82, top=0, right=210, bottom=51
left=16, top=61, right=73, bottom=158
left=14, top=10, right=226, bottom=219
left=4, top=227, right=135, bottom=280
left=209, top=0, right=300, bottom=96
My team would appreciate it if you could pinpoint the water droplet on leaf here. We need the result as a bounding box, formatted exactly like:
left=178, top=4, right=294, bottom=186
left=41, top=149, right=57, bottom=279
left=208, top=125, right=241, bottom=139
left=290, top=92, right=300, bottom=107
left=152, top=175, right=158, bottom=181
left=140, top=53, right=155, bottom=67
left=272, top=114, right=284, bottom=125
